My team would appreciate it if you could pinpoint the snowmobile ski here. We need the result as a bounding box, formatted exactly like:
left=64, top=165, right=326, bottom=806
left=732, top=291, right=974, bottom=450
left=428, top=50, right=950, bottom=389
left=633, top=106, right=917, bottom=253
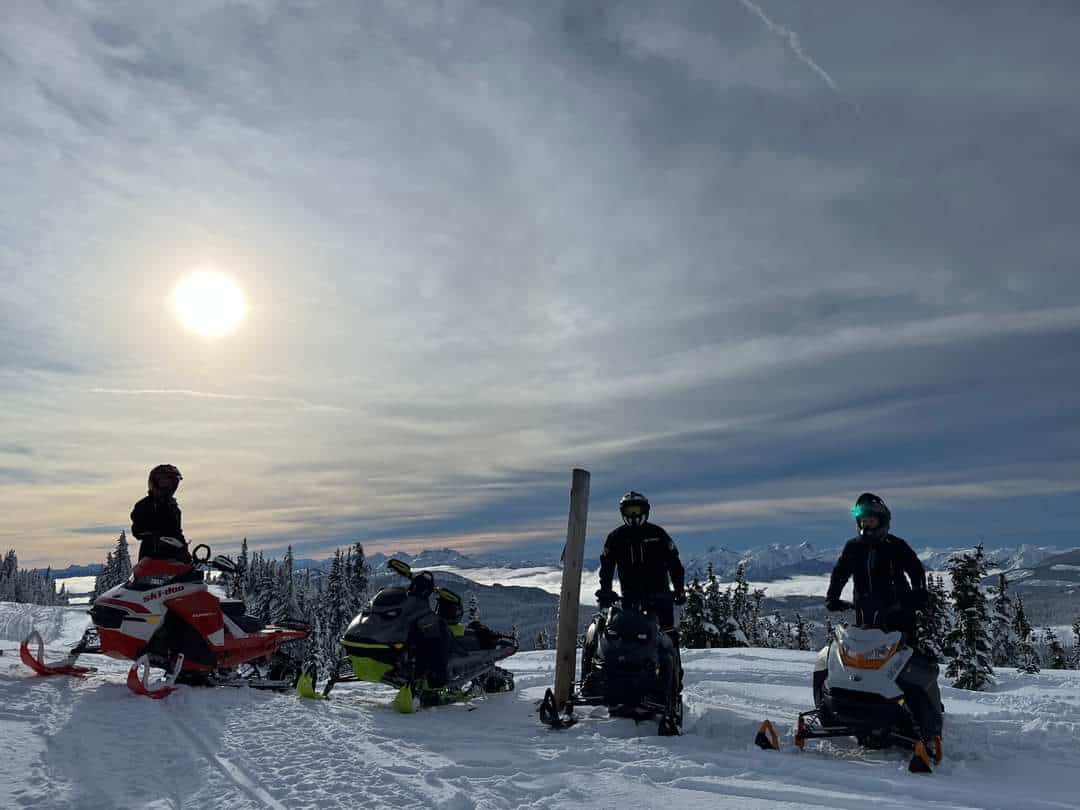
left=19, top=631, right=94, bottom=677
left=539, top=688, right=576, bottom=730
left=126, top=654, right=184, bottom=699
left=755, top=719, right=781, bottom=751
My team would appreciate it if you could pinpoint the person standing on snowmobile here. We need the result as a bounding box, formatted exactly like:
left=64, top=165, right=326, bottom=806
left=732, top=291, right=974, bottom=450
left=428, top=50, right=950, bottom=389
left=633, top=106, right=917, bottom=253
left=597, top=492, right=686, bottom=643
left=825, top=493, right=927, bottom=636
left=130, top=464, right=191, bottom=563
left=825, top=493, right=942, bottom=743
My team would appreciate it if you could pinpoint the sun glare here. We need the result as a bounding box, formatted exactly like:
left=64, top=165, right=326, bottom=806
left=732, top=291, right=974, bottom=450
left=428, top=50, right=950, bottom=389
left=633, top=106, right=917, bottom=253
left=173, top=270, right=246, bottom=337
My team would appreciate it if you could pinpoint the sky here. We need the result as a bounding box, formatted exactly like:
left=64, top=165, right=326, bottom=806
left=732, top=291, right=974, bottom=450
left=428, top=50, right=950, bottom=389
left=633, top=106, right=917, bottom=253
left=2, top=1, right=1079, bottom=567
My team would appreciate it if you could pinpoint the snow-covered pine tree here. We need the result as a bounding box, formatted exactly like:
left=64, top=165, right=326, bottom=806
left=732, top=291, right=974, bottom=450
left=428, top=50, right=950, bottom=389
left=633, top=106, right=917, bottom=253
left=1071, top=619, right=1080, bottom=670
left=749, top=588, right=766, bottom=647
left=916, top=573, right=951, bottom=663
left=92, top=551, right=115, bottom=600
left=318, top=550, right=350, bottom=669
left=824, top=616, right=836, bottom=646
left=1043, top=627, right=1068, bottom=670
left=113, top=531, right=132, bottom=584
left=988, top=573, right=1017, bottom=667
left=731, top=564, right=750, bottom=636
left=678, top=577, right=708, bottom=648
left=270, top=546, right=297, bottom=622
left=535, top=629, right=549, bottom=650
left=1014, top=596, right=1040, bottom=674
left=945, top=545, right=994, bottom=690
left=468, top=592, right=480, bottom=623
left=0, top=550, right=17, bottom=601
left=795, top=613, right=812, bottom=651
left=231, top=537, right=250, bottom=599
left=347, top=542, right=370, bottom=617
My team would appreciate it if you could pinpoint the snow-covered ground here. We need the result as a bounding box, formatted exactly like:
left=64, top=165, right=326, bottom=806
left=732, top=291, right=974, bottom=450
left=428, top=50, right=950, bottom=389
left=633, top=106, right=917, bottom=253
left=2, top=602, right=1078, bottom=810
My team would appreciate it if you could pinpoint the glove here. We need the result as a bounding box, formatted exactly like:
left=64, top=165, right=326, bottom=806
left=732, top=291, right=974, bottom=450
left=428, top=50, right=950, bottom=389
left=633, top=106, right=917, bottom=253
left=825, top=598, right=854, bottom=612
left=595, top=588, right=618, bottom=608
left=672, top=589, right=687, bottom=606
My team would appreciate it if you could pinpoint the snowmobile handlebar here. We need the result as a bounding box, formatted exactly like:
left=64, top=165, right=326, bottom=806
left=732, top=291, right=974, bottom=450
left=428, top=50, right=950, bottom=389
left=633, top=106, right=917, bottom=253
left=187, top=543, right=240, bottom=575
left=595, top=589, right=673, bottom=613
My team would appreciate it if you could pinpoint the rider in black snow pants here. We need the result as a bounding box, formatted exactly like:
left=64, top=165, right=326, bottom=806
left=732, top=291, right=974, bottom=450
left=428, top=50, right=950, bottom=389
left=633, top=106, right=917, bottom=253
left=826, top=493, right=943, bottom=741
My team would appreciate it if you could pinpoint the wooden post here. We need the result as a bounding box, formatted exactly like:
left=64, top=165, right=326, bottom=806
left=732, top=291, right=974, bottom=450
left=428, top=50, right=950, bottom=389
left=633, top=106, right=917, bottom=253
left=553, top=468, right=590, bottom=709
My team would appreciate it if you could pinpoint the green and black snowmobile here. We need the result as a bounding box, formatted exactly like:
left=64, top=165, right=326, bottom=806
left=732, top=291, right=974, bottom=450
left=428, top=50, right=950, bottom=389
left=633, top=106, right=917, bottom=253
left=297, top=559, right=518, bottom=712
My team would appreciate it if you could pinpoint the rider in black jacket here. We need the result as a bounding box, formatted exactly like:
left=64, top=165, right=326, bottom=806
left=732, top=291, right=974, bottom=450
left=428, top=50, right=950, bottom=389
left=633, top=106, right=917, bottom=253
left=825, top=492, right=928, bottom=636
left=130, top=464, right=192, bottom=564
left=825, top=493, right=941, bottom=741
left=597, top=491, right=686, bottom=638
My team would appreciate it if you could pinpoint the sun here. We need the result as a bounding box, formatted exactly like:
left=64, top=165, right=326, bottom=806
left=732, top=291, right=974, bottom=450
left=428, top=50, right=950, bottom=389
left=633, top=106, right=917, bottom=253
left=173, top=270, right=246, bottom=337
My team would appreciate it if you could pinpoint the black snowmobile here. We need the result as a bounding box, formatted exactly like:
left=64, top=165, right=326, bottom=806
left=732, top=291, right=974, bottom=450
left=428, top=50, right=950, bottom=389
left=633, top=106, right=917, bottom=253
left=540, top=590, right=682, bottom=736
left=298, top=559, right=518, bottom=712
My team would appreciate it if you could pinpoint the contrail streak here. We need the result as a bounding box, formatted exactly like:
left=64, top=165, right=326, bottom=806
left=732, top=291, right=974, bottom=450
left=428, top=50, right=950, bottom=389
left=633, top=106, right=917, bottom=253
left=89, top=388, right=348, bottom=413
left=737, top=0, right=861, bottom=117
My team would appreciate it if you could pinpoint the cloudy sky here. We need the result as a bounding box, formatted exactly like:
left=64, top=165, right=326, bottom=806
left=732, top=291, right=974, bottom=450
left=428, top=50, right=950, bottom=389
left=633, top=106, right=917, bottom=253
left=2, top=1, right=1078, bottom=567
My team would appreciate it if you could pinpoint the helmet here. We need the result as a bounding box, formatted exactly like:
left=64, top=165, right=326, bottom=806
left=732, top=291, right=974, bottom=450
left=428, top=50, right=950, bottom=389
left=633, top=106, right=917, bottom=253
left=619, top=491, right=650, bottom=527
left=148, top=464, right=183, bottom=499
left=851, top=492, right=890, bottom=540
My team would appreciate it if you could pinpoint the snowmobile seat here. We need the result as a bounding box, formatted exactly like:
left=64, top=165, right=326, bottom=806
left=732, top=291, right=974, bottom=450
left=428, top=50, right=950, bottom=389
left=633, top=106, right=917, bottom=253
left=220, top=600, right=264, bottom=634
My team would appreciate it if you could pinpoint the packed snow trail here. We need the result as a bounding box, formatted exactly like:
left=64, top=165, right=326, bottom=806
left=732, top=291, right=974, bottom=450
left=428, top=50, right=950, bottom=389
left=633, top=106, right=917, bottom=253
left=1, top=603, right=1078, bottom=809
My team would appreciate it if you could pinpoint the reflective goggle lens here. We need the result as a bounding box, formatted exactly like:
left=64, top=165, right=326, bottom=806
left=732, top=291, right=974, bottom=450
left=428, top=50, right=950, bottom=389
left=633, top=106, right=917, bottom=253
left=622, top=504, right=646, bottom=517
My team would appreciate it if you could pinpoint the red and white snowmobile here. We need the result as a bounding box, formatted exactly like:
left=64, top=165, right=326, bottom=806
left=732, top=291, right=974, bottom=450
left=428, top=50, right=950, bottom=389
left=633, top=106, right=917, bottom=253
left=21, top=544, right=310, bottom=698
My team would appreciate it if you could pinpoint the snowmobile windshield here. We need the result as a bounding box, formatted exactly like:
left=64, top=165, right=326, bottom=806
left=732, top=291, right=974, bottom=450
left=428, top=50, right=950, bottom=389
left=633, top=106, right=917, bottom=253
left=372, top=589, right=408, bottom=608
left=836, top=625, right=902, bottom=668
left=605, top=607, right=656, bottom=643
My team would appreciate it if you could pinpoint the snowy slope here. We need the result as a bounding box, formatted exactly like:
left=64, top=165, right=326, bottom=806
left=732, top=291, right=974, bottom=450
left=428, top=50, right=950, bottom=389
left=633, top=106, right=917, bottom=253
left=2, top=602, right=1078, bottom=809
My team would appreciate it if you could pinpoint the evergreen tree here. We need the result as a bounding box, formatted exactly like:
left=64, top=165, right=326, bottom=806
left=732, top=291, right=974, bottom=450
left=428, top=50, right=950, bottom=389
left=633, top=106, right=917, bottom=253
left=731, top=564, right=750, bottom=636
left=535, top=629, right=550, bottom=650
left=916, top=573, right=951, bottom=662
left=795, top=613, right=812, bottom=651
left=1014, top=596, right=1040, bottom=674
left=1043, top=627, right=1068, bottom=670
left=318, top=550, right=350, bottom=669
left=988, top=573, right=1017, bottom=667
left=945, top=545, right=994, bottom=690
left=468, top=592, right=480, bottom=623
left=678, top=577, right=708, bottom=648
left=347, top=542, right=370, bottom=616
left=231, top=537, right=249, bottom=599
left=92, top=551, right=115, bottom=600
left=749, top=588, right=766, bottom=647
left=1071, top=619, right=1080, bottom=670
left=824, top=616, right=836, bottom=646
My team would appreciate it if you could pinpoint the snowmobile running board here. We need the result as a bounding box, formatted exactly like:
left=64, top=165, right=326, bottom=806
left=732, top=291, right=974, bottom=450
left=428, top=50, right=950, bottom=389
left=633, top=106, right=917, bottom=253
left=19, top=631, right=94, bottom=677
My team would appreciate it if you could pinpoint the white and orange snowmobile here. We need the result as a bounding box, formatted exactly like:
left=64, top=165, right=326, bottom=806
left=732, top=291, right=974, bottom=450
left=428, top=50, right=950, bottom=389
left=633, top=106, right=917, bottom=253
left=756, top=623, right=944, bottom=773
left=20, top=544, right=309, bottom=698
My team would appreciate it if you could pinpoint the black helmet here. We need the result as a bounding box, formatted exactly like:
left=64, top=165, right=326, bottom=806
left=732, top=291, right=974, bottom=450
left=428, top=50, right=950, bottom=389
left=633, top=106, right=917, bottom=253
left=148, top=464, right=183, bottom=499
left=851, top=492, right=890, bottom=540
left=619, top=491, right=650, bottom=527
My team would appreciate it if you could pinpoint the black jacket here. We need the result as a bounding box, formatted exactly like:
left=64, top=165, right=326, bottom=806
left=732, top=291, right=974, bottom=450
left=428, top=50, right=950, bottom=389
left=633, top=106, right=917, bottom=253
left=130, top=495, right=190, bottom=563
left=598, top=522, right=685, bottom=602
left=826, top=533, right=926, bottom=633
